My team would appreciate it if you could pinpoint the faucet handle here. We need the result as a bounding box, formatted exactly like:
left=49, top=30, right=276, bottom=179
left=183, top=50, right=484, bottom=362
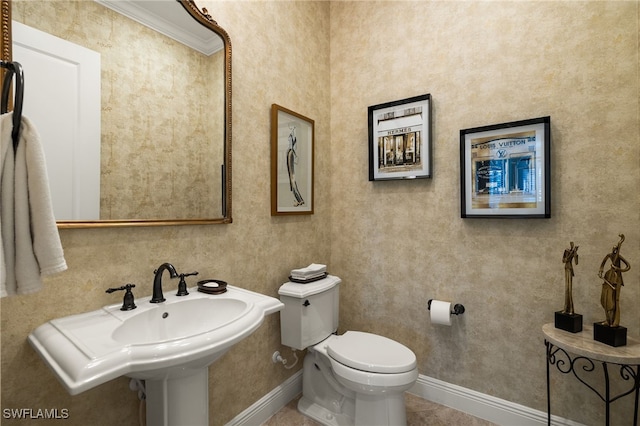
left=106, top=284, right=137, bottom=311
left=177, top=271, right=199, bottom=296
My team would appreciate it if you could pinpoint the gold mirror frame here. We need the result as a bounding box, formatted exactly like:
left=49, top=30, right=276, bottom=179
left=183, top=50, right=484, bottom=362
left=1, top=0, right=11, bottom=89
left=1, top=0, right=232, bottom=228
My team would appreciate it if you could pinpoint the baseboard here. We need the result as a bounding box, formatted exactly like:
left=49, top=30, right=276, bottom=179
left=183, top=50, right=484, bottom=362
left=409, top=375, right=586, bottom=426
left=226, top=370, right=302, bottom=426
left=226, top=372, right=585, bottom=426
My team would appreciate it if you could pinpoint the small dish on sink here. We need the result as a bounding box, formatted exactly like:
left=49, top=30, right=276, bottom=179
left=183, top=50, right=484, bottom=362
left=197, top=279, right=228, bottom=294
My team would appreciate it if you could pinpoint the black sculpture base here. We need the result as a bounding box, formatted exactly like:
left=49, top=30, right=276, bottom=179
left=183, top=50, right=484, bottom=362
left=593, top=322, right=627, bottom=347
left=554, top=311, right=583, bottom=333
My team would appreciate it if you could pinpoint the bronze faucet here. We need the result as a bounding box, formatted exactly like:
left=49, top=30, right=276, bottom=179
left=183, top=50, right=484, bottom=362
left=150, top=263, right=179, bottom=303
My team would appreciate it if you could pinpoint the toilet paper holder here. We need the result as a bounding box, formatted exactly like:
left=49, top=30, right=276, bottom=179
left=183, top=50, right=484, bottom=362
left=427, top=299, right=465, bottom=315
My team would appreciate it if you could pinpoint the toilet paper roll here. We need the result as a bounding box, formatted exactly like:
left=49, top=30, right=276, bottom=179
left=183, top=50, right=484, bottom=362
left=430, top=300, right=452, bottom=326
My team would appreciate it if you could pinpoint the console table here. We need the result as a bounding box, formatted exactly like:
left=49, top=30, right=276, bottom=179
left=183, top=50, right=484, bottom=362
left=543, top=323, right=640, bottom=426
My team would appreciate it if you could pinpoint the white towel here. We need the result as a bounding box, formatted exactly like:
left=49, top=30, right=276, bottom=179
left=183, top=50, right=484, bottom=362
left=291, top=263, right=327, bottom=279
left=1, top=113, right=67, bottom=297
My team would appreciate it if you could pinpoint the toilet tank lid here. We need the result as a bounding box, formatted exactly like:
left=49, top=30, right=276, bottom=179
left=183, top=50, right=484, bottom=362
left=278, top=275, right=341, bottom=298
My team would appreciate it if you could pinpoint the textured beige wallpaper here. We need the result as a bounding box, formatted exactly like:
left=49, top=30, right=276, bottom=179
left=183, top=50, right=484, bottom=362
left=329, top=1, right=639, bottom=425
left=1, top=1, right=638, bottom=426
left=2, top=1, right=330, bottom=425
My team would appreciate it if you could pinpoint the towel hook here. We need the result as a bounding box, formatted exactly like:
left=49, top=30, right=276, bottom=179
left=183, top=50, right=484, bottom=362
left=1, top=60, right=25, bottom=151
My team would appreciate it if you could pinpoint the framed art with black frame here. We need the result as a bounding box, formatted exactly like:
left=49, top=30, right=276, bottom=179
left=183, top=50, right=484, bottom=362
left=460, top=116, right=551, bottom=218
left=368, top=94, right=432, bottom=181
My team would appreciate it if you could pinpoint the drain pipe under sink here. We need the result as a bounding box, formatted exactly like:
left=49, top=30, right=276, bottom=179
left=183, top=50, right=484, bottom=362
left=129, top=379, right=146, bottom=426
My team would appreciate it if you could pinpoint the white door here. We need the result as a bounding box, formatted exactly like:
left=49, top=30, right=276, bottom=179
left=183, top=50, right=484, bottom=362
left=12, top=20, right=101, bottom=220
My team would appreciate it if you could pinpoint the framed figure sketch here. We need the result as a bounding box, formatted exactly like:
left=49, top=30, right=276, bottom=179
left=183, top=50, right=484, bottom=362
left=271, top=104, right=314, bottom=215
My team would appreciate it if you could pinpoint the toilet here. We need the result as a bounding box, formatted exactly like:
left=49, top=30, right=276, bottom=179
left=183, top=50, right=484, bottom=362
left=278, top=275, right=418, bottom=426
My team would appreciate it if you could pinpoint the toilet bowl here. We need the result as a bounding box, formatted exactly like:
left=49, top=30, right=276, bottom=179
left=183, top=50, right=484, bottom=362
left=325, top=331, right=418, bottom=391
left=278, top=276, right=418, bottom=426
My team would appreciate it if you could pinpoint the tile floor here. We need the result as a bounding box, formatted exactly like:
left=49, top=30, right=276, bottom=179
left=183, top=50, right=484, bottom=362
left=262, top=393, right=497, bottom=426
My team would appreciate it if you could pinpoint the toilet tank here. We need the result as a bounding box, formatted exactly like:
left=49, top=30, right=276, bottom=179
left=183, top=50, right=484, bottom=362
left=278, top=275, right=341, bottom=350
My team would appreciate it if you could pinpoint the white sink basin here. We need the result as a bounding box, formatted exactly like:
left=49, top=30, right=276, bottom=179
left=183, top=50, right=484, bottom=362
left=112, top=298, right=248, bottom=344
left=28, top=285, right=283, bottom=394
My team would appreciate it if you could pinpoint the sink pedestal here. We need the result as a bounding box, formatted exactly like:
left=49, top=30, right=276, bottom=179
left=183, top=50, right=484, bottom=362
left=145, top=369, right=209, bottom=426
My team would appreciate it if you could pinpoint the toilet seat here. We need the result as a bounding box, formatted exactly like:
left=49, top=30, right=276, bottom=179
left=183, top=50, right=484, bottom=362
left=326, top=331, right=416, bottom=374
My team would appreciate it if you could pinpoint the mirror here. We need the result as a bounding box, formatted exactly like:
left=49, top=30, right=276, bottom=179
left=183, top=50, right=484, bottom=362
left=1, top=0, right=232, bottom=227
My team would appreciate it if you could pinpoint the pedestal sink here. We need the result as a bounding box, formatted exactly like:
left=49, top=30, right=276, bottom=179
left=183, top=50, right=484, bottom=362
left=28, top=285, right=284, bottom=425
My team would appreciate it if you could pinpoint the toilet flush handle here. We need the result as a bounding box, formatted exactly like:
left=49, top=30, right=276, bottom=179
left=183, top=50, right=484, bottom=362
left=303, top=299, right=310, bottom=307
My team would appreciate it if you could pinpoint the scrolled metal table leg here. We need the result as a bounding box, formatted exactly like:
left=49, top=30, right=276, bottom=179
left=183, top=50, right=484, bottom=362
left=603, top=362, right=610, bottom=426
left=634, top=365, right=639, bottom=426
left=546, top=339, right=552, bottom=426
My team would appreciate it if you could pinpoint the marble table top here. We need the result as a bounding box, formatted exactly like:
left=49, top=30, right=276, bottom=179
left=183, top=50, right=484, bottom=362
left=543, top=323, right=640, bottom=365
